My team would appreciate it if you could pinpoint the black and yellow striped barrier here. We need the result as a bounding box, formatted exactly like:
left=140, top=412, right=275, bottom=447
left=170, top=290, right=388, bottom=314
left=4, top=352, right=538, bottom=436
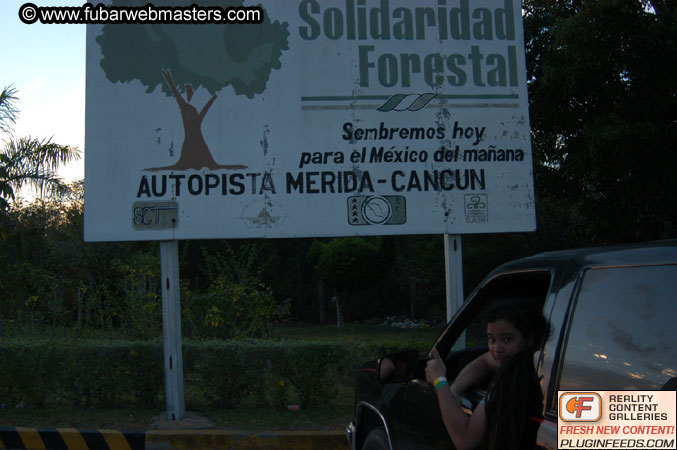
left=0, top=427, right=145, bottom=450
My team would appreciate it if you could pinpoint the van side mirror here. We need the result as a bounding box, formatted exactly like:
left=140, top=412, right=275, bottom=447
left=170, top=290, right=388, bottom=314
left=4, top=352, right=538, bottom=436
left=377, top=350, right=428, bottom=384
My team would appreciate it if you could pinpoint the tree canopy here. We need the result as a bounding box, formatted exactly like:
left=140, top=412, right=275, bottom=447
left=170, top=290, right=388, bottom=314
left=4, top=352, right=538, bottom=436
left=0, top=86, right=80, bottom=213
left=524, top=0, right=677, bottom=244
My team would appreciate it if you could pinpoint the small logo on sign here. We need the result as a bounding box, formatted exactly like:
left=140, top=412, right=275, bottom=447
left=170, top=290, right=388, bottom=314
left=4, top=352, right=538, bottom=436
left=132, top=201, right=178, bottom=230
left=348, top=195, right=406, bottom=226
left=559, top=392, right=602, bottom=422
left=465, top=194, right=488, bottom=223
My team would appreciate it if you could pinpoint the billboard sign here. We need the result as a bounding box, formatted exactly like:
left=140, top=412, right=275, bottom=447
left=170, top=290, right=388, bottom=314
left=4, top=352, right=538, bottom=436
left=84, top=0, right=536, bottom=241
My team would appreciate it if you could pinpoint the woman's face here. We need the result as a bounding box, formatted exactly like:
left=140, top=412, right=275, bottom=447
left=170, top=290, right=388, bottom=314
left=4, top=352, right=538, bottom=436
left=487, top=319, right=531, bottom=366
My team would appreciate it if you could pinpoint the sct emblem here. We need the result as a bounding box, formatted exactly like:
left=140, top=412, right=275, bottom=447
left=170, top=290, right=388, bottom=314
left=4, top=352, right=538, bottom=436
left=348, top=195, right=406, bottom=226
left=133, top=201, right=178, bottom=230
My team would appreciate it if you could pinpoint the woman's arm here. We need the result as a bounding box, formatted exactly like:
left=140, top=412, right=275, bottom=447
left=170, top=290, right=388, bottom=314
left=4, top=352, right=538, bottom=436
left=449, top=351, right=497, bottom=396
left=426, top=347, right=488, bottom=450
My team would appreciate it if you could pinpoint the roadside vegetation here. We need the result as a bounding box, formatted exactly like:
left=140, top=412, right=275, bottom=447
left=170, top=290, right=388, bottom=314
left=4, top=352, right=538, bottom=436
left=0, top=324, right=443, bottom=431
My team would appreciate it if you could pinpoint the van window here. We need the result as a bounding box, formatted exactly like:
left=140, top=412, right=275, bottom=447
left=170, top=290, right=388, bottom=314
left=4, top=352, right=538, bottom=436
left=559, top=265, right=677, bottom=390
left=443, top=270, right=551, bottom=355
left=436, top=270, right=551, bottom=391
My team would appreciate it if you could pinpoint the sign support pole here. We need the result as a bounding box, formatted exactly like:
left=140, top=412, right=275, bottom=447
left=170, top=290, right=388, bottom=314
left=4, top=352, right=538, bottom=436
left=160, top=240, right=185, bottom=421
left=444, top=234, right=465, bottom=349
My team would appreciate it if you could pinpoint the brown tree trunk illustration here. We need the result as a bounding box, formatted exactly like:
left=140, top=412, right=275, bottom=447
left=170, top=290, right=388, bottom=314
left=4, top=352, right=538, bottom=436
left=145, top=69, right=247, bottom=171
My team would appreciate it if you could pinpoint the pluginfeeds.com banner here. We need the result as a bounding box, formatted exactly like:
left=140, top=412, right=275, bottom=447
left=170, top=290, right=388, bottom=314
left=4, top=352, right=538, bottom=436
left=558, top=391, right=676, bottom=449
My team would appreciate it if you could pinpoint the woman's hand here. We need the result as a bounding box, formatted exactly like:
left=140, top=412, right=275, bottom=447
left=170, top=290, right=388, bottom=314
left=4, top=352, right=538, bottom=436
left=425, top=346, right=447, bottom=384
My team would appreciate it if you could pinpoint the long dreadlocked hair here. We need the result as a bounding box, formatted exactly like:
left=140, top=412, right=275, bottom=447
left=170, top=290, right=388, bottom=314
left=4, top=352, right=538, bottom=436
left=483, top=299, right=549, bottom=450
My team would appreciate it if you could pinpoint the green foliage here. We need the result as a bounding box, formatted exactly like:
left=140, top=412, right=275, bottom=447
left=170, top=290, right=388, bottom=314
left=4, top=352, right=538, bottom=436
left=1, top=84, right=80, bottom=237
left=0, top=336, right=430, bottom=411
left=181, top=244, right=290, bottom=339
left=115, top=343, right=165, bottom=407
left=0, top=197, right=140, bottom=332
left=0, top=201, right=292, bottom=339
left=183, top=282, right=288, bottom=339
left=185, top=340, right=269, bottom=409
left=524, top=0, right=677, bottom=244
left=0, top=342, right=56, bottom=408
left=271, top=341, right=349, bottom=409
left=0, top=85, right=19, bottom=135
left=0, top=86, right=19, bottom=212
left=113, top=251, right=161, bottom=339
left=311, top=237, right=399, bottom=325
left=315, top=237, right=380, bottom=293
left=1, top=137, right=79, bottom=200
left=1, top=85, right=80, bottom=210
left=0, top=341, right=163, bottom=409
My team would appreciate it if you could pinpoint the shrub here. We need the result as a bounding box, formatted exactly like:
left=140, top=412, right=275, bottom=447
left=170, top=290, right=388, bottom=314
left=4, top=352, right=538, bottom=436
left=113, top=253, right=162, bottom=339
left=186, top=340, right=262, bottom=408
left=272, top=341, right=349, bottom=409
left=115, top=342, right=164, bottom=408
left=0, top=336, right=428, bottom=411
left=0, top=340, right=163, bottom=409
left=0, top=342, right=56, bottom=408
left=180, top=244, right=291, bottom=339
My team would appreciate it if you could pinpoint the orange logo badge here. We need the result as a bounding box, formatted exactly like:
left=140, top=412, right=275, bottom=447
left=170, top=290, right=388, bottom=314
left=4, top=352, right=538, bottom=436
left=559, top=392, right=602, bottom=422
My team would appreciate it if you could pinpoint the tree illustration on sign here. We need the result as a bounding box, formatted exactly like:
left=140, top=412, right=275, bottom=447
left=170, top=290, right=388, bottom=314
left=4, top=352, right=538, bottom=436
left=95, top=0, right=289, bottom=171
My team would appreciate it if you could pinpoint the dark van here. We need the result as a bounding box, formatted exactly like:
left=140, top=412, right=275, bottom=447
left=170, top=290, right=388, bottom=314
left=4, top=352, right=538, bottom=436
left=347, top=240, right=677, bottom=450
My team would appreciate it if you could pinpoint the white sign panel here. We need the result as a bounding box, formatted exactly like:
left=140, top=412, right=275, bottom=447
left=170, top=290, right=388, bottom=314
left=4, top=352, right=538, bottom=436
left=84, top=0, right=536, bottom=241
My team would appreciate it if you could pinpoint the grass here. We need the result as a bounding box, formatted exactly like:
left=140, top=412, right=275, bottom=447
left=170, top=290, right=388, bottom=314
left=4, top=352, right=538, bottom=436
left=0, top=408, right=157, bottom=431
left=2, top=322, right=443, bottom=345
left=277, top=322, right=443, bottom=341
left=0, top=323, right=443, bottom=432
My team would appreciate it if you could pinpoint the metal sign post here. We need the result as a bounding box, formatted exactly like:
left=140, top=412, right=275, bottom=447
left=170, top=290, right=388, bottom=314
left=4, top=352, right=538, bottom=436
left=444, top=234, right=465, bottom=349
left=159, top=240, right=185, bottom=420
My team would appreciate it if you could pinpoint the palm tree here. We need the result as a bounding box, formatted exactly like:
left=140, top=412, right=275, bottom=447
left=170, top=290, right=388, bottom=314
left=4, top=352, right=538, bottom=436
left=0, top=85, right=80, bottom=211
left=0, top=86, right=19, bottom=135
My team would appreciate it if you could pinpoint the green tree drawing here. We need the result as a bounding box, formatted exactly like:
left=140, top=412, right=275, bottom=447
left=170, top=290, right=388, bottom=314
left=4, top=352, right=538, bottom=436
left=95, top=0, right=289, bottom=171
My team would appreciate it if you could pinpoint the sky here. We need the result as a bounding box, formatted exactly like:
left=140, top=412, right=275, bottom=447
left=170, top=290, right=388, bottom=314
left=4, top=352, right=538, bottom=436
left=0, top=0, right=86, bottom=192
